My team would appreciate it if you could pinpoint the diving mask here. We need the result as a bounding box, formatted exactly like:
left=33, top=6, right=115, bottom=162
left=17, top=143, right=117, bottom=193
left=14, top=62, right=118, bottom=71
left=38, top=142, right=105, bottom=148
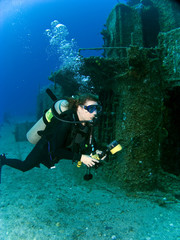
left=82, top=104, right=102, bottom=113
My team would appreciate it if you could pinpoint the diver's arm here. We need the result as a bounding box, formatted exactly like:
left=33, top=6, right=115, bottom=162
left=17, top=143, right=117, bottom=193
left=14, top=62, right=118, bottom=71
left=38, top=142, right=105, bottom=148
left=51, top=124, right=100, bottom=166
left=51, top=122, right=81, bottom=162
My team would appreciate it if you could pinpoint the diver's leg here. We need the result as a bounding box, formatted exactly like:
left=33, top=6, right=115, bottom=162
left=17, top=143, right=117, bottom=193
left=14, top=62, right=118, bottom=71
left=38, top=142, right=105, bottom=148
left=0, top=142, right=46, bottom=172
left=0, top=154, right=39, bottom=172
left=1, top=157, right=36, bottom=172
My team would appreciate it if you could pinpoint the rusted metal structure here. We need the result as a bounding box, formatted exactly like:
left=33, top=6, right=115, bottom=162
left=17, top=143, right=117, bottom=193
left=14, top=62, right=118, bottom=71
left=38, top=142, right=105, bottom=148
left=37, top=0, right=180, bottom=191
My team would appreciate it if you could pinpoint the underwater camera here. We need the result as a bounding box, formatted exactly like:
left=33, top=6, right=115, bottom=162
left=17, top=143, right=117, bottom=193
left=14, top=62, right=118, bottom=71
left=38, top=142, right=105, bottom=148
left=90, top=140, right=122, bottom=161
left=106, top=140, right=122, bottom=155
left=83, top=140, right=122, bottom=181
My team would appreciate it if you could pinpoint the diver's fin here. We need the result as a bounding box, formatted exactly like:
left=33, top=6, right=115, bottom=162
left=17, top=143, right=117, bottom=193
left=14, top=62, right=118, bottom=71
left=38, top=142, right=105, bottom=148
left=0, top=154, right=6, bottom=184
left=0, top=166, right=2, bottom=184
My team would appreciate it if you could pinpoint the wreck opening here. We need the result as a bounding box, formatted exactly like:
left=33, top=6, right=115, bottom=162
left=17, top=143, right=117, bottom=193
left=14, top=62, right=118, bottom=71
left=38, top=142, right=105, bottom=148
left=140, top=0, right=160, bottom=47
left=161, top=86, right=180, bottom=176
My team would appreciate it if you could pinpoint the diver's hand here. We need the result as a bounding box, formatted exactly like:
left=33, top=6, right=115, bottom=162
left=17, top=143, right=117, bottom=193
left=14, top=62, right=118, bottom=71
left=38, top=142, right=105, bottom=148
left=80, top=154, right=99, bottom=167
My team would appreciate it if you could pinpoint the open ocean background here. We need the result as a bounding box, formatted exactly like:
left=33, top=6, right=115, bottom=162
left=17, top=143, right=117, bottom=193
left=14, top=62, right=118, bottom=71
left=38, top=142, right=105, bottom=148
left=0, top=0, right=127, bottom=123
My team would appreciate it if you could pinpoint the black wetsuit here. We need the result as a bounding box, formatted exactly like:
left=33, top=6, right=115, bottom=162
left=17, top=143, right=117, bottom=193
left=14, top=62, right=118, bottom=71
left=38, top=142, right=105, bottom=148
left=2, top=110, right=94, bottom=172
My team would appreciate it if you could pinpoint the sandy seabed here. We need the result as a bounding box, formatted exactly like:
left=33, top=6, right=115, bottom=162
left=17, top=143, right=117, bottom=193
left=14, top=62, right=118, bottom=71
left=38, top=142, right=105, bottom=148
left=0, top=122, right=180, bottom=240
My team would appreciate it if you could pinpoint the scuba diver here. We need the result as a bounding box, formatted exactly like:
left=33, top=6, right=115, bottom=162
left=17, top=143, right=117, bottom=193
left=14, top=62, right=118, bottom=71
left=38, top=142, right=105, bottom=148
left=0, top=93, right=103, bottom=174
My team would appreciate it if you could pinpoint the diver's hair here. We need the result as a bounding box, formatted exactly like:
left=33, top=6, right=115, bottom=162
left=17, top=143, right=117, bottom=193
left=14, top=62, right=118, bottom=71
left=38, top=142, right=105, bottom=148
left=67, top=93, right=99, bottom=110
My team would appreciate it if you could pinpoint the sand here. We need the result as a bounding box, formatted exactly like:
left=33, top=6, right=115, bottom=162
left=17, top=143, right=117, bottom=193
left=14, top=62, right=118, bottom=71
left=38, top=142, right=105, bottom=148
left=0, top=122, right=180, bottom=240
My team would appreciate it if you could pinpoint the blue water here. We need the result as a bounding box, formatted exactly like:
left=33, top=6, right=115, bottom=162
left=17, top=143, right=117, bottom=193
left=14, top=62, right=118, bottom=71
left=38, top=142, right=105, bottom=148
left=0, top=0, right=127, bottom=122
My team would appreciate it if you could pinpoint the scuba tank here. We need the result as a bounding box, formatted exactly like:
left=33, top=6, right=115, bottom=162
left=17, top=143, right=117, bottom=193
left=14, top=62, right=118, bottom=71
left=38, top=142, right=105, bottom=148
left=26, top=89, right=69, bottom=144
